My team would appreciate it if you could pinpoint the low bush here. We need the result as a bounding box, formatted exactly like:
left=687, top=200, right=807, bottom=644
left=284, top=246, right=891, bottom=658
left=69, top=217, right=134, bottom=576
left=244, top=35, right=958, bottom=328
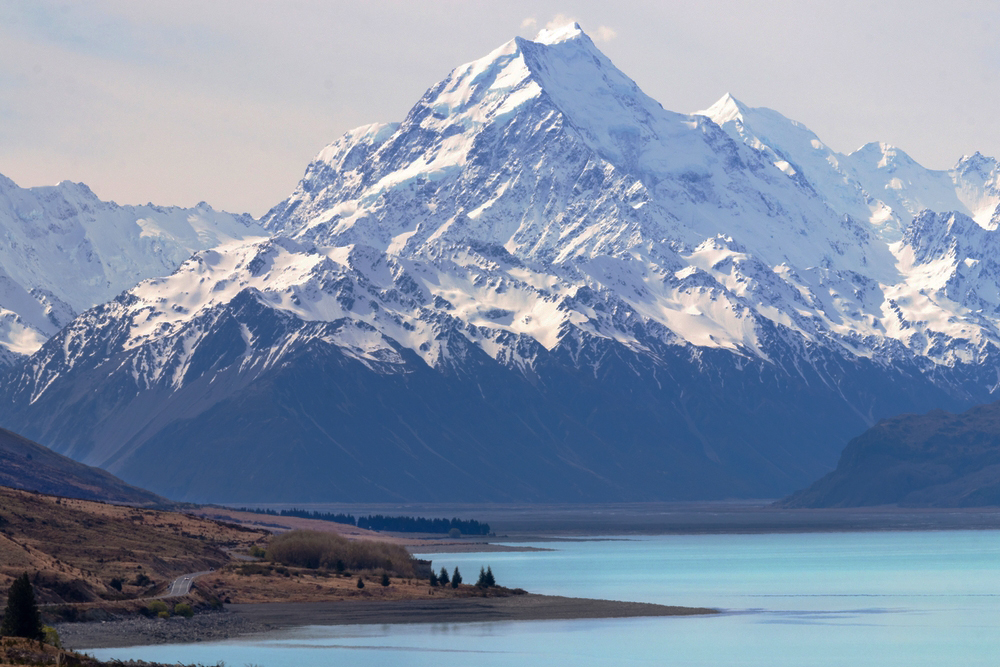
left=145, top=600, right=169, bottom=617
left=266, top=530, right=415, bottom=577
left=173, top=603, right=194, bottom=618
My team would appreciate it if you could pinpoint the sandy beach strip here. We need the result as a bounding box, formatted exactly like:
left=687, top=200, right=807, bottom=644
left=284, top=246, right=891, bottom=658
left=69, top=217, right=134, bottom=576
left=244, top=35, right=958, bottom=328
left=59, top=595, right=716, bottom=649
left=228, top=594, right=717, bottom=626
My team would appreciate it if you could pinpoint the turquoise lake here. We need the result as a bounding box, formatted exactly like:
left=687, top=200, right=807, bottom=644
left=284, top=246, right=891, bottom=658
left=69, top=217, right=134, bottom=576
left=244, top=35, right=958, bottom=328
left=91, top=530, right=1000, bottom=665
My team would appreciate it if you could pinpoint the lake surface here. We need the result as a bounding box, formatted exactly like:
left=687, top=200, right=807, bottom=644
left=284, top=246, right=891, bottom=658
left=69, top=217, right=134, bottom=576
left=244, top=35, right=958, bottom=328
left=91, top=530, right=1000, bottom=666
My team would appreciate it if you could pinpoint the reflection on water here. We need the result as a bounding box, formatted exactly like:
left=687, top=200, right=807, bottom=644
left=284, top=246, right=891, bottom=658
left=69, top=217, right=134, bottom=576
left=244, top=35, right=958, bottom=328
left=92, top=530, right=1000, bottom=666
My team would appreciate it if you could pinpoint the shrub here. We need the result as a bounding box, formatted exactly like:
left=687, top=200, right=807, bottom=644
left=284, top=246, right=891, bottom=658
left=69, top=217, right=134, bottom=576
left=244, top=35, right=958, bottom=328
left=157, top=611, right=170, bottom=620
left=173, top=603, right=194, bottom=619
left=133, top=573, right=152, bottom=587
left=0, top=574, right=43, bottom=640
left=266, top=530, right=415, bottom=577
left=249, top=545, right=266, bottom=558
left=145, top=600, right=169, bottom=616
left=380, top=572, right=390, bottom=587
left=356, top=577, right=364, bottom=589
left=109, top=577, right=123, bottom=592
left=448, top=527, right=461, bottom=539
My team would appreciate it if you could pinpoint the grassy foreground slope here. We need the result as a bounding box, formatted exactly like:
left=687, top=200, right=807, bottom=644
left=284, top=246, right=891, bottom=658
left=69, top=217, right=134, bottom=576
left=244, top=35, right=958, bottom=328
left=0, top=486, right=266, bottom=605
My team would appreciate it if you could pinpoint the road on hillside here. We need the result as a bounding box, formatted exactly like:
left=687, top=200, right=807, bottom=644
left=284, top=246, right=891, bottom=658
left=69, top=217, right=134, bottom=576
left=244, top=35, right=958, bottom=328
left=159, top=570, right=214, bottom=598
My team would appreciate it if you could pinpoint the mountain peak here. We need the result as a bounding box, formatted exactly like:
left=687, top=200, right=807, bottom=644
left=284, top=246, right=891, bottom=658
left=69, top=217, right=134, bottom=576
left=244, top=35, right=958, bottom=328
left=534, top=21, right=586, bottom=45
left=697, top=93, right=749, bottom=125
left=851, top=141, right=917, bottom=169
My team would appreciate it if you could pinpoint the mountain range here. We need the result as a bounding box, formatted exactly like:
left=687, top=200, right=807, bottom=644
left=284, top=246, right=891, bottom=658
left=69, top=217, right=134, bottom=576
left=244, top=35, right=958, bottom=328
left=1, top=23, right=999, bottom=502
left=0, top=175, right=262, bottom=365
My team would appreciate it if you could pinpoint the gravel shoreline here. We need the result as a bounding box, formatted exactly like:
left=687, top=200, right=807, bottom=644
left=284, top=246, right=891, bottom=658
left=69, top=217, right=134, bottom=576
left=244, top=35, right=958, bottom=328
left=56, top=610, right=275, bottom=650
left=58, top=595, right=717, bottom=650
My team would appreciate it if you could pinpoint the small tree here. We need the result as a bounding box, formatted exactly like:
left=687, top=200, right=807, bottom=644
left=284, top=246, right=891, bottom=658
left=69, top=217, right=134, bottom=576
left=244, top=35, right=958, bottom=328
left=429, top=571, right=439, bottom=587
left=0, top=573, right=43, bottom=640
left=438, top=567, right=449, bottom=585
left=380, top=572, right=390, bottom=587
left=451, top=567, right=462, bottom=589
left=356, top=577, right=365, bottom=589
left=484, top=566, right=496, bottom=587
left=476, top=567, right=488, bottom=588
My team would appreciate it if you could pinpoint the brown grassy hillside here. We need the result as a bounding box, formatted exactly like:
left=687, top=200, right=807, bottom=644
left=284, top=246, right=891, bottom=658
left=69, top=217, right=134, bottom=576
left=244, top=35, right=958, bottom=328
left=0, top=486, right=267, bottom=604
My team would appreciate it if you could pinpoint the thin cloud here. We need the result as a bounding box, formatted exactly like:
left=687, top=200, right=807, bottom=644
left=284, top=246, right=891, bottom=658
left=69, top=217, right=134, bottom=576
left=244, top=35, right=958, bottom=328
left=594, top=26, right=617, bottom=43
left=520, top=17, right=537, bottom=30
left=545, top=14, right=576, bottom=30
left=539, top=14, right=616, bottom=42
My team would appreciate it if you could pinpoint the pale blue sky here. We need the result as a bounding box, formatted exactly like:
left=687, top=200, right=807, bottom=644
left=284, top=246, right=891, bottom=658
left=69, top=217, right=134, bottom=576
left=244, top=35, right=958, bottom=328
left=2, top=0, right=998, bottom=216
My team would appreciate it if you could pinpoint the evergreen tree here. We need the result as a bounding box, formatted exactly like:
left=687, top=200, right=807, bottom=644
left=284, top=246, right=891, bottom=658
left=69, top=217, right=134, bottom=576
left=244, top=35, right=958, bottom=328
left=429, top=571, right=439, bottom=587
left=438, top=567, right=449, bottom=585
left=485, top=566, right=496, bottom=588
left=0, top=573, right=43, bottom=640
left=476, top=567, right=488, bottom=588
left=356, top=577, right=365, bottom=589
left=451, top=567, right=462, bottom=589
left=381, top=572, right=390, bottom=587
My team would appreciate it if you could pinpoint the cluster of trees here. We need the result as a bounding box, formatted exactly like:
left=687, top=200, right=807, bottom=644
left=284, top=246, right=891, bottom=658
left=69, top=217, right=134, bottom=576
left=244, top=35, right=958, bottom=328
left=265, top=529, right=415, bottom=577
left=429, top=566, right=461, bottom=588
left=428, top=565, right=497, bottom=589
left=233, top=507, right=490, bottom=535
left=357, top=515, right=491, bottom=535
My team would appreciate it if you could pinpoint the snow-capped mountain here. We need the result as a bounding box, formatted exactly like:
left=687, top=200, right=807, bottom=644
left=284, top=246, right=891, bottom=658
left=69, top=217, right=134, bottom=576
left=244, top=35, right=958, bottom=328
left=2, top=24, right=999, bottom=502
left=698, top=94, right=1000, bottom=239
left=0, top=174, right=264, bottom=364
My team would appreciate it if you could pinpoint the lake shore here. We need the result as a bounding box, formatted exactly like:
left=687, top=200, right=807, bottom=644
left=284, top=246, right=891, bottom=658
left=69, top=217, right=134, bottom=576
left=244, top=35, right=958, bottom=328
left=58, top=595, right=717, bottom=649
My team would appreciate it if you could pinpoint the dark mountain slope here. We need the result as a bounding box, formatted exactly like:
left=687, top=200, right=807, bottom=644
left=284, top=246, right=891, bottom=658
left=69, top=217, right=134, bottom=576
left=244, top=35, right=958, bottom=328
left=0, top=427, right=169, bottom=506
left=782, top=401, right=1000, bottom=507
